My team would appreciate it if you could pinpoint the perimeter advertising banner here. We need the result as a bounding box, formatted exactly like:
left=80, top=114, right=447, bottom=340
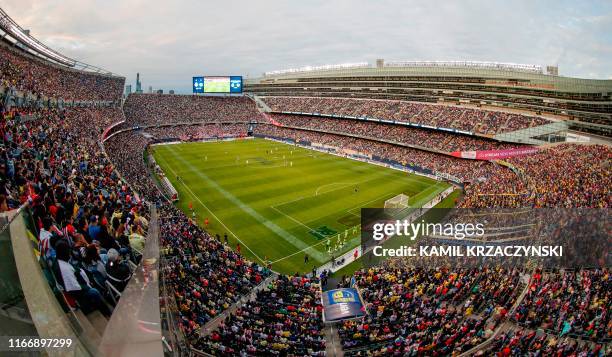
left=322, top=288, right=366, bottom=322
left=450, top=147, right=539, bottom=160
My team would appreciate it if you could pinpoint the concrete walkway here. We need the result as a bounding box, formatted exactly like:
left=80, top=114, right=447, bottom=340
left=325, top=324, right=344, bottom=357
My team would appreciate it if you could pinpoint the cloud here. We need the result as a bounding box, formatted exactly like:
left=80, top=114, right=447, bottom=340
left=2, top=0, right=611, bottom=93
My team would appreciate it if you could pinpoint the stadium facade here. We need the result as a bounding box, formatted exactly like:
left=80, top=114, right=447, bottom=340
left=245, top=60, right=612, bottom=136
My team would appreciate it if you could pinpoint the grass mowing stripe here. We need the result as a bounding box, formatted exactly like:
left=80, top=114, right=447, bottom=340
left=166, top=144, right=329, bottom=262
left=270, top=206, right=317, bottom=231
left=155, top=148, right=266, bottom=264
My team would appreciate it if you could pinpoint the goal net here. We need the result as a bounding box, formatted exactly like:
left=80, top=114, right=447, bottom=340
left=384, top=194, right=409, bottom=209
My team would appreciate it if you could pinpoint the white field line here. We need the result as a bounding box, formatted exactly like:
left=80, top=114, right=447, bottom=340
left=272, top=183, right=450, bottom=264
left=345, top=192, right=400, bottom=216
left=343, top=174, right=435, bottom=215
left=185, top=151, right=316, bottom=171
left=165, top=145, right=328, bottom=262
left=272, top=171, right=398, bottom=212
left=271, top=191, right=400, bottom=264
left=345, top=181, right=445, bottom=216
left=271, top=195, right=305, bottom=207
left=344, top=211, right=360, bottom=218
left=270, top=235, right=361, bottom=265
left=155, top=149, right=266, bottom=264
left=315, top=182, right=353, bottom=196
left=270, top=205, right=317, bottom=231
left=300, top=190, right=398, bottom=228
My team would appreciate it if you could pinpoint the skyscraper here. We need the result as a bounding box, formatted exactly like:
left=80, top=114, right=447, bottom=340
left=135, top=73, right=142, bottom=93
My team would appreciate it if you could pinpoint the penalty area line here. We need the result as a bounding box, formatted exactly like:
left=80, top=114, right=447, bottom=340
left=270, top=235, right=361, bottom=265
left=270, top=205, right=317, bottom=232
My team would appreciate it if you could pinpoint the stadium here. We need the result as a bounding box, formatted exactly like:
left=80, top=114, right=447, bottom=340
left=0, top=3, right=610, bottom=357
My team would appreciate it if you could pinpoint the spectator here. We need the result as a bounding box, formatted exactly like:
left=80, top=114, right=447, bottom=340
left=105, top=248, right=132, bottom=292
left=261, top=96, right=550, bottom=135
left=52, top=240, right=111, bottom=317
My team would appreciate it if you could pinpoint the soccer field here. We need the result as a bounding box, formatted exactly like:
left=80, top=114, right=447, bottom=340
left=151, top=138, right=450, bottom=273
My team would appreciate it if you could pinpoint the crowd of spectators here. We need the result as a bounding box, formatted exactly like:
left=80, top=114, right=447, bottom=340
left=159, top=203, right=271, bottom=337
left=262, top=96, right=550, bottom=135
left=123, top=94, right=264, bottom=126
left=0, top=41, right=123, bottom=101
left=103, top=130, right=162, bottom=201
left=144, top=123, right=247, bottom=142
left=194, top=275, right=326, bottom=356
left=512, top=269, right=610, bottom=343
left=0, top=104, right=143, bottom=318
left=254, top=124, right=504, bottom=182
left=103, top=123, right=248, bottom=200
left=339, top=264, right=523, bottom=355
left=484, top=326, right=606, bottom=356
left=462, top=144, right=612, bottom=208
left=270, top=113, right=523, bottom=152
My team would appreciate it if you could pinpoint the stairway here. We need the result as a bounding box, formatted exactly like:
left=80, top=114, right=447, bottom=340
left=251, top=95, right=272, bottom=113
left=74, top=310, right=107, bottom=347
left=325, top=324, right=344, bottom=357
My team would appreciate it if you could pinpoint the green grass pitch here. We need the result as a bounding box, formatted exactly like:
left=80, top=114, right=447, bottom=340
left=203, top=80, right=230, bottom=93
left=151, top=138, right=451, bottom=274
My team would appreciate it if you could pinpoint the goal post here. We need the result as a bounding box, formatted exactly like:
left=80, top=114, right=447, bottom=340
left=384, top=194, right=409, bottom=209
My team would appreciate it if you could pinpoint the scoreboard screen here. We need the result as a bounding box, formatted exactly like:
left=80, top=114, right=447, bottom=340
left=192, top=76, right=242, bottom=93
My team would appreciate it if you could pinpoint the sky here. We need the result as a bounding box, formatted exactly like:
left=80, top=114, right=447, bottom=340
left=2, top=0, right=611, bottom=93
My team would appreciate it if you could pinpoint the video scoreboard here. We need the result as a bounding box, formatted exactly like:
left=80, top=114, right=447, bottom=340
left=193, top=76, right=242, bottom=93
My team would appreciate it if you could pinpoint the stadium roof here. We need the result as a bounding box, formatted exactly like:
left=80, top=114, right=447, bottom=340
left=264, top=60, right=545, bottom=77
left=0, top=7, right=121, bottom=77
left=251, top=60, right=612, bottom=93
